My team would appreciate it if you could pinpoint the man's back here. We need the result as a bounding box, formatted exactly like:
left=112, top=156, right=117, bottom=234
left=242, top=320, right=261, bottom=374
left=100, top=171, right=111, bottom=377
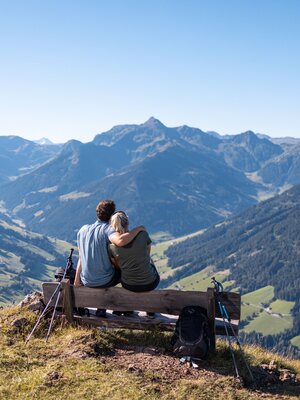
left=77, top=220, right=115, bottom=287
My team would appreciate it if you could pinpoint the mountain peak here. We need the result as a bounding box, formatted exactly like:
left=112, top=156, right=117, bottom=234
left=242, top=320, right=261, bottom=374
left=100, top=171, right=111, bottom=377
left=35, top=137, right=54, bottom=145
left=142, top=117, right=166, bottom=129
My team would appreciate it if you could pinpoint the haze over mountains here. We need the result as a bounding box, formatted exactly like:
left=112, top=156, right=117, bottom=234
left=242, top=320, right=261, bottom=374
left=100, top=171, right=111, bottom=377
left=1, top=117, right=300, bottom=242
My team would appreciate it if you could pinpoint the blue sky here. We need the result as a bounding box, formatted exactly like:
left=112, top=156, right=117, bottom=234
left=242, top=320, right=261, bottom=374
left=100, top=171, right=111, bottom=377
left=0, top=0, right=299, bottom=142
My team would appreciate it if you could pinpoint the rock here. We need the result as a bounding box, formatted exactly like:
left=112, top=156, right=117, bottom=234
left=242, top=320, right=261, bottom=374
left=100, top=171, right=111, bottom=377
left=128, top=364, right=143, bottom=375
left=144, top=346, right=159, bottom=355
left=45, top=371, right=63, bottom=381
left=11, top=317, right=29, bottom=328
left=279, top=369, right=296, bottom=383
left=18, top=291, right=44, bottom=312
left=67, top=350, right=90, bottom=359
left=269, top=360, right=277, bottom=370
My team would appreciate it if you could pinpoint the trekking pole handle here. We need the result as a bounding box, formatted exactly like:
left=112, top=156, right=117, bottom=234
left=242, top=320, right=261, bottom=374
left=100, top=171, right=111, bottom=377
left=211, top=277, right=223, bottom=293
left=63, top=248, right=74, bottom=277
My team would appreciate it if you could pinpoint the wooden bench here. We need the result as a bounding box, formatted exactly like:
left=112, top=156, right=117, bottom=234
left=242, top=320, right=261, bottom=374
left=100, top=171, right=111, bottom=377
left=42, top=280, right=241, bottom=351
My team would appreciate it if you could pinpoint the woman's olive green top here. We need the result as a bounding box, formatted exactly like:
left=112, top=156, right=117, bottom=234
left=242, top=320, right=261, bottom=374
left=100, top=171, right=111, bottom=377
left=109, top=231, right=158, bottom=286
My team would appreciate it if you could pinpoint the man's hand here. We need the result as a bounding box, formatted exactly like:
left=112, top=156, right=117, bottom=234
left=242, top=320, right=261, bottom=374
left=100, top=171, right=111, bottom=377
left=74, top=278, right=83, bottom=288
left=74, top=253, right=83, bottom=287
left=109, top=225, right=146, bottom=246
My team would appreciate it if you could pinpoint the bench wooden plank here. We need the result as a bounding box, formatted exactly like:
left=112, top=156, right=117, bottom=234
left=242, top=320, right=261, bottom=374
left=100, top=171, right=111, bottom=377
left=214, top=292, right=241, bottom=321
left=72, top=312, right=239, bottom=336
left=74, top=313, right=177, bottom=331
left=43, top=283, right=210, bottom=315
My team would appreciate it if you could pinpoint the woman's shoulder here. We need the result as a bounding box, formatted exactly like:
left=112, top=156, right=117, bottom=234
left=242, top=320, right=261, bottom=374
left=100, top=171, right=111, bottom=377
left=137, top=230, right=151, bottom=242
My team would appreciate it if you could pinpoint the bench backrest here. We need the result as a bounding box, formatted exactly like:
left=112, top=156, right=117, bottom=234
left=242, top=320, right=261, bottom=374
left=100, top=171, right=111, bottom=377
left=42, top=282, right=241, bottom=320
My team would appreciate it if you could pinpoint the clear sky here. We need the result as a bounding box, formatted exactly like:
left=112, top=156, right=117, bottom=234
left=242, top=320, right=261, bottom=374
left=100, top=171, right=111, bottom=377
left=0, top=0, right=299, bottom=143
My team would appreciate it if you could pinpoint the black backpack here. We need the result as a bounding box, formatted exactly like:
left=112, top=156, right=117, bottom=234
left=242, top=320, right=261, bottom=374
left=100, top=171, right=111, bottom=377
left=171, top=305, right=210, bottom=359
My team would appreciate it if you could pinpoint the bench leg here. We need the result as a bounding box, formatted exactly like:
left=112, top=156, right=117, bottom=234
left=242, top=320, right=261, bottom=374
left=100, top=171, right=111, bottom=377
left=207, top=288, right=216, bottom=352
left=62, top=279, right=74, bottom=323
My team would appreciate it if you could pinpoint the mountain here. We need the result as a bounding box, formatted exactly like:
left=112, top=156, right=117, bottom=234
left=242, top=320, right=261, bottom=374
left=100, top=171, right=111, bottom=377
left=162, top=184, right=300, bottom=354
left=219, top=131, right=283, bottom=172
left=1, top=118, right=300, bottom=242
left=0, top=135, right=61, bottom=184
left=0, top=118, right=261, bottom=240
left=34, top=137, right=55, bottom=145
left=258, top=144, right=300, bottom=187
left=0, top=212, right=74, bottom=305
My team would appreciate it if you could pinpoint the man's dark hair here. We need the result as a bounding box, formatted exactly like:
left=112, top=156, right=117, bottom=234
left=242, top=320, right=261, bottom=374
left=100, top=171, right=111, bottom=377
left=96, top=200, right=116, bottom=222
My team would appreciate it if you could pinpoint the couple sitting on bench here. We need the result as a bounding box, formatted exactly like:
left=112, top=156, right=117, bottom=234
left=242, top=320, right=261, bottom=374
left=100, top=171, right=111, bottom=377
left=74, top=199, right=160, bottom=317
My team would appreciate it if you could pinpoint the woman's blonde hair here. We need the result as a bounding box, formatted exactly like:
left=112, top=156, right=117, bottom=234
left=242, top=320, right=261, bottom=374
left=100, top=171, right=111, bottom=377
left=110, top=211, right=129, bottom=234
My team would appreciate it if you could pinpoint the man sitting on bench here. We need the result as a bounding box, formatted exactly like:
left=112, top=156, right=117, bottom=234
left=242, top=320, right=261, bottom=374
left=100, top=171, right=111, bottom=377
left=74, top=199, right=144, bottom=317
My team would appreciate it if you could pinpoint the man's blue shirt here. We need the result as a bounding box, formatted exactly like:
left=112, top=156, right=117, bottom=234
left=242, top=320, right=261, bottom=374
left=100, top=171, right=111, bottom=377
left=77, top=220, right=115, bottom=287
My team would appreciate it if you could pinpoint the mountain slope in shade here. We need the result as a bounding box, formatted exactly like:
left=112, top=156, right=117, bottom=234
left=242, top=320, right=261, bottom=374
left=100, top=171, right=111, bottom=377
left=0, top=138, right=259, bottom=239
left=164, top=184, right=300, bottom=301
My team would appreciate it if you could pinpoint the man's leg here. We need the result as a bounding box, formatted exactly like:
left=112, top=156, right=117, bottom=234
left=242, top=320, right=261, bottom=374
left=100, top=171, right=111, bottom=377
left=95, top=269, right=122, bottom=317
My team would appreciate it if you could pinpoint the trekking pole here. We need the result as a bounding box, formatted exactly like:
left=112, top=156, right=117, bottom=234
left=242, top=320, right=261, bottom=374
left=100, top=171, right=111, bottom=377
left=45, top=248, right=74, bottom=341
left=211, top=277, right=254, bottom=382
left=212, top=277, right=241, bottom=380
left=220, top=299, right=254, bottom=381
left=25, top=248, right=74, bottom=344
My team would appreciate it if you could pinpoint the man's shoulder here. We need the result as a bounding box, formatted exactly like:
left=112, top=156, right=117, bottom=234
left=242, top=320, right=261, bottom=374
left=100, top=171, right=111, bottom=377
left=78, top=224, right=91, bottom=234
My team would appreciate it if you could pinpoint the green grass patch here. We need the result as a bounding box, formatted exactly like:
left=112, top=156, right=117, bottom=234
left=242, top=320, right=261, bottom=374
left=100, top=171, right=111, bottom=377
left=241, top=303, right=259, bottom=321
left=242, top=311, right=293, bottom=335
left=269, top=299, right=295, bottom=315
left=168, top=267, right=232, bottom=291
left=291, top=336, right=300, bottom=349
left=242, top=286, right=274, bottom=307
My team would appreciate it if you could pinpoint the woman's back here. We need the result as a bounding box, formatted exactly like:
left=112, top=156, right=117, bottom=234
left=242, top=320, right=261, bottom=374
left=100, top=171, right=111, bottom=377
left=109, top=231, right=157, bottom=286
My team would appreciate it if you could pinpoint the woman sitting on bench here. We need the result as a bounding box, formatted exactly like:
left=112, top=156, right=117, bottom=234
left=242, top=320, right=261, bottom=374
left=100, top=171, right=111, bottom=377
left=109, top=211, right=160, bottom=294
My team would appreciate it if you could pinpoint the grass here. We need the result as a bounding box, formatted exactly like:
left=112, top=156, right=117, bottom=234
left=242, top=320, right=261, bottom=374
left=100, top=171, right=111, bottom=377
left=151, top=231, right=206, bottom=280
left=269, top=300, right=295, bottom=315
left=241, top=288, right=295, bottom=336
left=241, top=304, right=259, bottom=321
left=168, top=267, right=232, bottom=291
left=0, top=305, right=300, bottom=400
left=242, top=286, right=275, bottom=307
left=0, top=307, right=300, bottom=400
left=242, top=311, right=293, bottom=335
left=290, top=336, right=300, bottom=349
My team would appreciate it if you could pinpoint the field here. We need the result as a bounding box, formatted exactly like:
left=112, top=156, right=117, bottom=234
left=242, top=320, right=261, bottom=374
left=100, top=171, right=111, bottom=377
left=242, top=286, right=274, bottom=306
left=241, top=287, right=295, bottom=338
left=243, top=311, right=293, bottom=335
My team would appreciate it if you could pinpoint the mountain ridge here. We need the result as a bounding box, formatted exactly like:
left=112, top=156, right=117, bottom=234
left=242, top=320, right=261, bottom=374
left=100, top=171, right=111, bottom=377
left=1, top=118, right=300, bottom=242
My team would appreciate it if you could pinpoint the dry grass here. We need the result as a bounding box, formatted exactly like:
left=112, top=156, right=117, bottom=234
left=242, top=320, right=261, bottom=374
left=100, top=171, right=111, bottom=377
left=0, top=305, right=299, bottom=400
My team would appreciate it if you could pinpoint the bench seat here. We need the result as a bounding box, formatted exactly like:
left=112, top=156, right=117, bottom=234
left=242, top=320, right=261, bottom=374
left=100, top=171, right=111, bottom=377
left=42, top=280, right=241, bottom=350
